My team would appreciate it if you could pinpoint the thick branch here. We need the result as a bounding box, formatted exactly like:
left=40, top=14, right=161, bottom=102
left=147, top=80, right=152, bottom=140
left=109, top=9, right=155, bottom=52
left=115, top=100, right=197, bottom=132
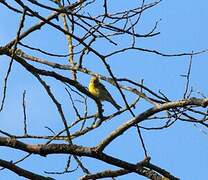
left=97, top=97, right=208, bottom=151
left=0, top=137, right=92, bottom=156
left=0, top=159, right=54, bottom=180
left=0, top=137, right=179, bottom=179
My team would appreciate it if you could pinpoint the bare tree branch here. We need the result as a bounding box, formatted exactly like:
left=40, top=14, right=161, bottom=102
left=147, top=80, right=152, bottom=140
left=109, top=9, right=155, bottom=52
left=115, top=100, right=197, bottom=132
left=0, top=159, right=54, bottom=180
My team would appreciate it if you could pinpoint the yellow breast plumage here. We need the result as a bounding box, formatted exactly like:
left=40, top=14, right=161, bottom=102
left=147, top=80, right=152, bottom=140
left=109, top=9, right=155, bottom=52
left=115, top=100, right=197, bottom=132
left=88, top=79, right=100, bottom=98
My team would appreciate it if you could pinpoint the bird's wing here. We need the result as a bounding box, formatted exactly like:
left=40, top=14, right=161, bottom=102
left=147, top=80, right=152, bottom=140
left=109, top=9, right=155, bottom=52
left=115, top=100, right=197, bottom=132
left=99, top=82, right=114, bottom=101
left=98, top=81, right=107, bottom=91
left=98, top=82, right=121, bottom=110
left=98, top=82, right=111, bottom=96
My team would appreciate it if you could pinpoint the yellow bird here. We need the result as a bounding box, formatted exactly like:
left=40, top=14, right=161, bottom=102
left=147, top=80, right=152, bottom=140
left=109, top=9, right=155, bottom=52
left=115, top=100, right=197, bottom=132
left=88, top=76, right=121, bottom=110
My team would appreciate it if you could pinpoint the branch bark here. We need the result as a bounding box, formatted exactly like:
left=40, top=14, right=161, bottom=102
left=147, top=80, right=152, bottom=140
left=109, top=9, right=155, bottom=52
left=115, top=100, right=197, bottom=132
left=0, top=159, right=54, bottom=180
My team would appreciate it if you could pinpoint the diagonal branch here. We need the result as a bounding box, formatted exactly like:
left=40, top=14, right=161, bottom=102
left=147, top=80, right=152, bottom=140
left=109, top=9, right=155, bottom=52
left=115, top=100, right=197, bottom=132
left=96, top=97, right=208, bottom=151
left=1, top=48, right=104, bottom=119
left=0, top=159, right=54, bottom=180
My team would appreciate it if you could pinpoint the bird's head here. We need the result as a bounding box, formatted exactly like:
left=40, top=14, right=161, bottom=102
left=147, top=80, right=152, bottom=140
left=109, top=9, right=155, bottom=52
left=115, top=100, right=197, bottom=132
left=90, top=76, right=99, bottom=85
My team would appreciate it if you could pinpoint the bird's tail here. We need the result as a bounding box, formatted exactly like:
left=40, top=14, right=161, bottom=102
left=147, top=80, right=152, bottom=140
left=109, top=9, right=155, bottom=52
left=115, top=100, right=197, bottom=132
left=109, top=98, right=121, bottom=110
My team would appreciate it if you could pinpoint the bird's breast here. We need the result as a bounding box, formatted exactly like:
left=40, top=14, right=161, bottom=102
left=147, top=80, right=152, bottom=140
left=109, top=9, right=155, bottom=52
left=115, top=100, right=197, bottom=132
left=89, top=83, right=100, bottom=97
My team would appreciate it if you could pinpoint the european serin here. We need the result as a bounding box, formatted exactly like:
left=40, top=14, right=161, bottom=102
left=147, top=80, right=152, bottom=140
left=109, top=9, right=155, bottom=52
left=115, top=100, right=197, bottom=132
left=88, top=76, right=121, bottom=110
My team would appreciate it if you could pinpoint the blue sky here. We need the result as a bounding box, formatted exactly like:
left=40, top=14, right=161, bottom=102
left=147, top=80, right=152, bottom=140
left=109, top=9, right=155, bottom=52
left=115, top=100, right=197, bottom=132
left=0, top=0, right=208, bottom=180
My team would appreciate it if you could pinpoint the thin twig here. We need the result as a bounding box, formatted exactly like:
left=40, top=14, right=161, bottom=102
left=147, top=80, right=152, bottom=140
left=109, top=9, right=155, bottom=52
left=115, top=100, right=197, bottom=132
left=0, top=8, right=27, bottom=111
left=22, top=90, right=28, bottom=135
left=183, top=51, right=193, bottom=98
